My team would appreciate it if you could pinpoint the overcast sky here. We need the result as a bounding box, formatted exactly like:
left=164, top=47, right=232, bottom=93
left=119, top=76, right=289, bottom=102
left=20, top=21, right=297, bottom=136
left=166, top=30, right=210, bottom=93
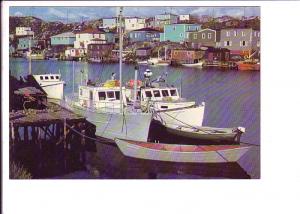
left=10, top=6, right=260, bottom=23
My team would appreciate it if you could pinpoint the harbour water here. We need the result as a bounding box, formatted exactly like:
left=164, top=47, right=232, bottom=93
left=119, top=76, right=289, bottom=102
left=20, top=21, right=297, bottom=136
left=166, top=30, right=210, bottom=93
left=9, top=58, right=260, bottom=178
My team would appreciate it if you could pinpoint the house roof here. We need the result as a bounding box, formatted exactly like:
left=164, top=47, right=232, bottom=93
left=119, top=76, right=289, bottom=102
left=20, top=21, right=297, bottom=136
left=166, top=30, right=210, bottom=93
left=77, top=28, right=104, bottom=34
left=51, top=32, right=75, bottom=38
left=131, top=28, right=162, bottom=33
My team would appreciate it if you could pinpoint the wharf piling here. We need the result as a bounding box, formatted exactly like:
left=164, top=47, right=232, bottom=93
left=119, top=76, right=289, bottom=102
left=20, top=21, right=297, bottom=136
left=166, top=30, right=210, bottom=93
left=9, top=102, right=96, bottom=178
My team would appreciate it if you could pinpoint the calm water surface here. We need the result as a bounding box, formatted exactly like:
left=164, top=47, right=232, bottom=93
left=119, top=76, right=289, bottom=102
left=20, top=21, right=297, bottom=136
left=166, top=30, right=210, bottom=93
left=9, top=58, right=260, bottom=178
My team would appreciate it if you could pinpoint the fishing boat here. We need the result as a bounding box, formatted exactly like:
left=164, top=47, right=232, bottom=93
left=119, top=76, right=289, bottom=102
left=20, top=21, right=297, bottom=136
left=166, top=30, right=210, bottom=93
left=147, top=47, right=169, bottom=66
left=115, top=138, right=251, bottom=163
left=181, top=60, right=204, bottom=67
left=26, top=51, right=45, bottom=60
left=62, top=7, right=153, bottom=142
left=33, top=74, right=64, bottom=100
left=165, top=124, right=245, bottom=142
left=236, top=60, right=260, bottom=71
left=125, top=69, right=205, bottom=128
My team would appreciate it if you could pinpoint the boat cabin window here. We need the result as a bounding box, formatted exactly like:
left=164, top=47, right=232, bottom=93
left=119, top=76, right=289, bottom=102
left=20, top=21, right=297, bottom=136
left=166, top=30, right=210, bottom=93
left=45, top=76, right=49, bottom=80
left=161, top=106, right=168, bottom=109
left=107, top=91, right=115, bottom=99
left=89, top=91, right=93, bottom=100
left=40, top=76, right=44, bottom=80
left=170, top=89, right=177, bottom=96
left=98, top=92, right=106, bottom=100
left=153, top=90, right=161, bottom=97
left=51, top=76, right=54, bottom=80
left=137, top=91, right=141, bottom=100
left=56, top=76, right=59, bottom=79
left=145, top=91, right=153, bottom=98
left=115, top=91, right=120, bottom=100
left=162, top=90, right=169, bottom=97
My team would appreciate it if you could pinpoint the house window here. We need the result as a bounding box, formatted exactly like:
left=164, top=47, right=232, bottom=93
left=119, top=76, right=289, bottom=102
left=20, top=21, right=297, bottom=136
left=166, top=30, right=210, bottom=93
left=242, top=31, right=245, bottom=37
left=234, top=31, right=237, bottom=37
left=51, top=76, right=54, bottom=80
left=226, top=31, right=230, bottom=37
left=173, top=26, right=176, bottom=31
left=224, top=41, right=230, bottom=46
left=193, top=34, right=197, bottom=39
left=202, top=33, right=205, bottom=39
left=80, top=89, right=83, bottom=96
left=208, top=33, right=212, bottom=39
left=56, top=76, right=59, bottom=79
left=40, top=76, right=44, bottom=80
left=180, top=33, right=183, bottom=37
left=45, top=76, right=49, bottom=80
left=240, top=41, right=247, bottom=46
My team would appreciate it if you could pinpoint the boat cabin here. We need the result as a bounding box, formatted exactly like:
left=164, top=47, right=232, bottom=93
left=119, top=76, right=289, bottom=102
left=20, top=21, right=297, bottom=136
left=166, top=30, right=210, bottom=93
left=140, top=87, right=180, bottom=102
left=34, top=74, right=62, bottom=82
left=78, top=85, right=127, bottom=109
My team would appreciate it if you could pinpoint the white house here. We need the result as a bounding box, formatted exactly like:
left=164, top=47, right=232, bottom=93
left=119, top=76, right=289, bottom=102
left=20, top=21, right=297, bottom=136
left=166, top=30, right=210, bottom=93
left=102, top=17, right=117, bottom=29
left=65, top=47, right=86, bottom=58
left=179, top=15, right=190, bottom=21
left=16, top=27, right=34, bottom=36
left=124, top=17, right=146, bottom=32
left=74, top=29, right=105, bottom=49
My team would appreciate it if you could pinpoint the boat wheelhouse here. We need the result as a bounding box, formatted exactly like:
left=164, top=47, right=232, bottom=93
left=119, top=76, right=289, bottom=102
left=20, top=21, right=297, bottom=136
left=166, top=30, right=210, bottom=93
left=33, top=74, right=64, bottom=100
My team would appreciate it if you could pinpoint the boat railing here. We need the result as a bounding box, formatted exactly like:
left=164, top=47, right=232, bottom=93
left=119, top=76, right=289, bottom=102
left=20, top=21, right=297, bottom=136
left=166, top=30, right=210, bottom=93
left=65, top=94, right=123, bottom=113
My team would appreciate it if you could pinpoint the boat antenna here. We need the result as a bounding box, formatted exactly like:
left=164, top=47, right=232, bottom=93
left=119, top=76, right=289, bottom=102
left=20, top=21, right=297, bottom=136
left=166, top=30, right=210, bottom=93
left=29, top=35, right=32, bottom=75
left=118, top=6, right=124, bottom=113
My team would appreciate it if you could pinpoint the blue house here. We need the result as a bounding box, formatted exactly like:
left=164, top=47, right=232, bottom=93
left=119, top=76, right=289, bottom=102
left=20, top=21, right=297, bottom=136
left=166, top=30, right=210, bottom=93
left=160, top=24, right=201, bottom=43
left=129, top=28, right=161, bottom=43
left=17, top=36, right=38, bottom=51
left=50, top=32, right=76, bottom=46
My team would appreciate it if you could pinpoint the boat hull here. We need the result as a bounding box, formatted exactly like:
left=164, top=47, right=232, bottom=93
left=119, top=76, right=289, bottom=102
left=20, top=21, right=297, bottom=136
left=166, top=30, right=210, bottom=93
left=155, top=104, right=205, bottom=127
left=182, top=62, right=204, bottom=67
left=165, top=125, right=243, bottom=142
left=62, top=96, right=153, bottom=142
left=115, top=139, right=251, bottom=163
left=41, top=82, right=64, bottom=100
left=237, top=62, right=260, bottom=71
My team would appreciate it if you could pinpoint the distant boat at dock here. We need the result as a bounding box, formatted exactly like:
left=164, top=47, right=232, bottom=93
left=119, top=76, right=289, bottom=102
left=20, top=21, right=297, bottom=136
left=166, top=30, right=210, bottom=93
left=236, top=60, right=260, bottom=71
left=26, top=52, right=45, bottom=60
left=115, top=138, right=251, bottom=163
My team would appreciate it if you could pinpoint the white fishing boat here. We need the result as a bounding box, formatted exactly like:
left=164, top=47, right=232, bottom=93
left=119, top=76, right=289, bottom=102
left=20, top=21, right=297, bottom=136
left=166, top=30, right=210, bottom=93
left=26, top=52, right=45, bottom=60
left=125, top=69, right=205, bottom=128
left=147, top=47, right=169, bottom=66
left=62, top=7, right=153, bottom=142
left=115, top=138, right=251, bottom=163
left=165, top=124, right=245, bottom=142
left=181, top=60, right=204, bottom=67
left=33, top=74, right=64, bottom=100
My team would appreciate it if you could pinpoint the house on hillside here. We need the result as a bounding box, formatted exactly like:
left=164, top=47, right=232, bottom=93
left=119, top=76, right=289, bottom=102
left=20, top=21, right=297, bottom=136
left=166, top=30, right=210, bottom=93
left=74, top=28, right=107, bottom=49
left=217, top=28, right=260, bottom=57
left=87, top=40, right=115, bottom=62
left=17, top=36, right=38, bottom=51
left=171, top=49, right=204, bottom=64
left=135, top=47, right=152, bottom=59
left=124, top=17, right=146, bottom=32
left=128, top=28, right=161, bottom=43
left=187, top=28, right=218, bottom=48
left=160, top=23, right=201, bottom=43
left=155, top=13, right=179, bottom=29
left=102, top=17, right=117, bottom=29
left=15, top=27, right=34, bottom=36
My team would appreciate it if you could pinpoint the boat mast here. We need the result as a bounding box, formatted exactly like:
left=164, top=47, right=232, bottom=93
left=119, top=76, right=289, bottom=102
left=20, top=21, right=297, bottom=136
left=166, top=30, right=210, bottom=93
left=118, top=6, right=124, bottom=113
left=29, top=34, right=32, bottom=75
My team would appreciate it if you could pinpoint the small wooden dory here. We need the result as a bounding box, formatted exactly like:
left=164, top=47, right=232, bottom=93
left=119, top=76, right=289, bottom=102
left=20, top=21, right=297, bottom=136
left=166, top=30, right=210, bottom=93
left=165, top=125, right=246, bottom=142
left=115, top=139, right=251, bottom=163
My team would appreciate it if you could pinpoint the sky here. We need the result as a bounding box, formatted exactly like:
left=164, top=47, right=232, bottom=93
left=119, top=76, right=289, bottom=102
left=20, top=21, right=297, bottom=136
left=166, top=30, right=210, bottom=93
left=9, top=6, right=260, bottom=23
